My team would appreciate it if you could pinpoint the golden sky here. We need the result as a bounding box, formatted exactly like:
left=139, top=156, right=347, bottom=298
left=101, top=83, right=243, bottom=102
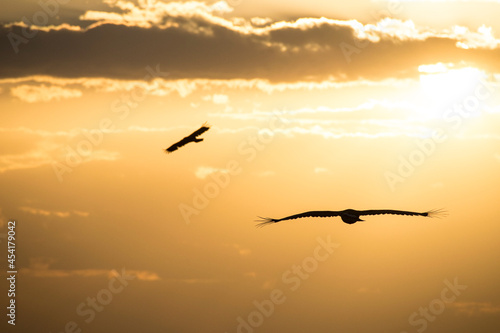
left=1, top=1, right=500, bottom=332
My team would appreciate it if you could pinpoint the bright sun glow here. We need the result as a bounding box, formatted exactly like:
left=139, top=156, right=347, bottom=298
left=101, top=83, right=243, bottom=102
left=418, top=64, right=485, bottom=112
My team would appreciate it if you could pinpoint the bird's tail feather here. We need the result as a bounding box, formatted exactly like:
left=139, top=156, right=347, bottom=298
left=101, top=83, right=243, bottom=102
left=255, top=217, right=278, bottom=228
left=426, top=208, right=448, bottom=218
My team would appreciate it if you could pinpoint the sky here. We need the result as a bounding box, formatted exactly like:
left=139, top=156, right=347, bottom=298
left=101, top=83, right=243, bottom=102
left=1, top=0, right=500, bottom=332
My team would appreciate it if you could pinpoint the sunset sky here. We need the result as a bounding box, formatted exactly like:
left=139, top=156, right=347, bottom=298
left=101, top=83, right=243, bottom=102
left=1, top=0, right=500, bottom=332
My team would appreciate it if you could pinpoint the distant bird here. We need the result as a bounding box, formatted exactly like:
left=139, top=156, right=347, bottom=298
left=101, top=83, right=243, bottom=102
left=165, top=123, right=210, bottom=153
left=256, top=208, right=447, bottom=227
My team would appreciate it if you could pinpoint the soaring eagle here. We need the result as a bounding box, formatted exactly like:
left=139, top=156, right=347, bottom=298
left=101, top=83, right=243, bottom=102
left=165, top=123, right=210, bottom=153
left=256, top=208, right=447, bottom=227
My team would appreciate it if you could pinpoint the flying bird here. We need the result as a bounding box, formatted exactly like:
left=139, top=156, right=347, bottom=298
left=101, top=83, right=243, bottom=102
left=165, top=123, right=210, bottom=153
left=256, top=208, right=447, bottom=227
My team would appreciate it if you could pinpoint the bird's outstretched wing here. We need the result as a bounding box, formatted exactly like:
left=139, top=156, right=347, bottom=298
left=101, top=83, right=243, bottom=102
left=165, top=123, right=210, bottom=153
left=165, top=137, right=192, bottom=153
left=188, top=122, right=210, bottom=138
left=357, top=208, right=447, bottom=218
left=256, top=210, right=342, bottom=228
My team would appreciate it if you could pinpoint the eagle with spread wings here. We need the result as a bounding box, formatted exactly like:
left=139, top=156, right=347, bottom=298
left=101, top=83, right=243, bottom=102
left=256, top=208, right=447, bottom=227
left=165, top=123, right=210, bottom=153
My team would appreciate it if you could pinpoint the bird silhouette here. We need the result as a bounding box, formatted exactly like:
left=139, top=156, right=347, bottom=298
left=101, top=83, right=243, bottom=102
left=256, top=208, right=447, bottom=227
left=165, top=123, right=210, bottom=153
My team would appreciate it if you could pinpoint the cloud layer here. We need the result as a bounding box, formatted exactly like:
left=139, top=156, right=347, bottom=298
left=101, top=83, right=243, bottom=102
left=1, top=1, right=500, bottom=82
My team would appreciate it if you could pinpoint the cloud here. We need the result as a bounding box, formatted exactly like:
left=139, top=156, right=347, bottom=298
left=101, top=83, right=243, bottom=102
left=0, top=126, right=80, bottom=138
left=0, top=75, right=418, bottom=100
left=386, top=0, right=500, bottom=2
left=202, top=93, right=229, bottom=104
left=207, top=110, right=439, bottom=139
left=78, top=1, right=500, bottom=51
left=1, top=1, right=500, bottom=82
left=80, top=0, right=234, bottom=28
left=129, top=270, right=161, bottom=281
left=250, top=17, right=273, bottom=26
left=0, top=131, right=121, bottom=174
left=19, top=206, right=90, bottom=218
left=314, top=167, right=328, bottom=174
left=21, top=267, right=160, bottom=280
left=0, top=147, right=120, bottom=174
left=448, top=301, right=500, bottom=316
left=194, top=165, right=230, bottom=179
left=73, top=210, right=90, bottom=217
left=165, top=278, right=220, bottom=284
left=10, top=84, right=82, bottom=102
left=21, top=257, right=160, bottom=280
left=270, top=127, right=410, bottom=139
left=0, top=148, right=54, bottom=173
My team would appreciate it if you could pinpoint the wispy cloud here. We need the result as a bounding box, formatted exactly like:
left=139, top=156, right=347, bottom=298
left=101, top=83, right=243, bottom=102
left=20, top=257, right=160, bottom=281
left=202, top=93, right=229, bottom=104
left=10, top=84, right=82, bottom=102
left=21, top=257, right=161, bottom=280
left=314, top=167, right=328, bottom=174
left=0, top=140, right=120, bottom=174
left=0, top=149, right=120, bottom=173
left=382, top=0, right=500, bottom=2
left=0, top=149, right=54, bottom=173
left=0, top=75, right=417, bottom=99
left=448, top=301, right=500, bottom=316
left=0, top=127, right=81, bottom=138
left=21, top=267, right=160, bottom=280
left=165, top=278, right=220, bottom=284
left=80, top=0, right=235, bottom=29
left=194, top=166, right=230, bottom=179
left=208, top=99, right=422, bottom=120
left=19, top=206, right=90, bottom=218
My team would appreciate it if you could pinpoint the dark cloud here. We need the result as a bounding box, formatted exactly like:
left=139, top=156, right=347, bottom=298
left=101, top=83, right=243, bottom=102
left=0, top=0, right=112, bottom=26
left=0, top=18, right=499, bottom=82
